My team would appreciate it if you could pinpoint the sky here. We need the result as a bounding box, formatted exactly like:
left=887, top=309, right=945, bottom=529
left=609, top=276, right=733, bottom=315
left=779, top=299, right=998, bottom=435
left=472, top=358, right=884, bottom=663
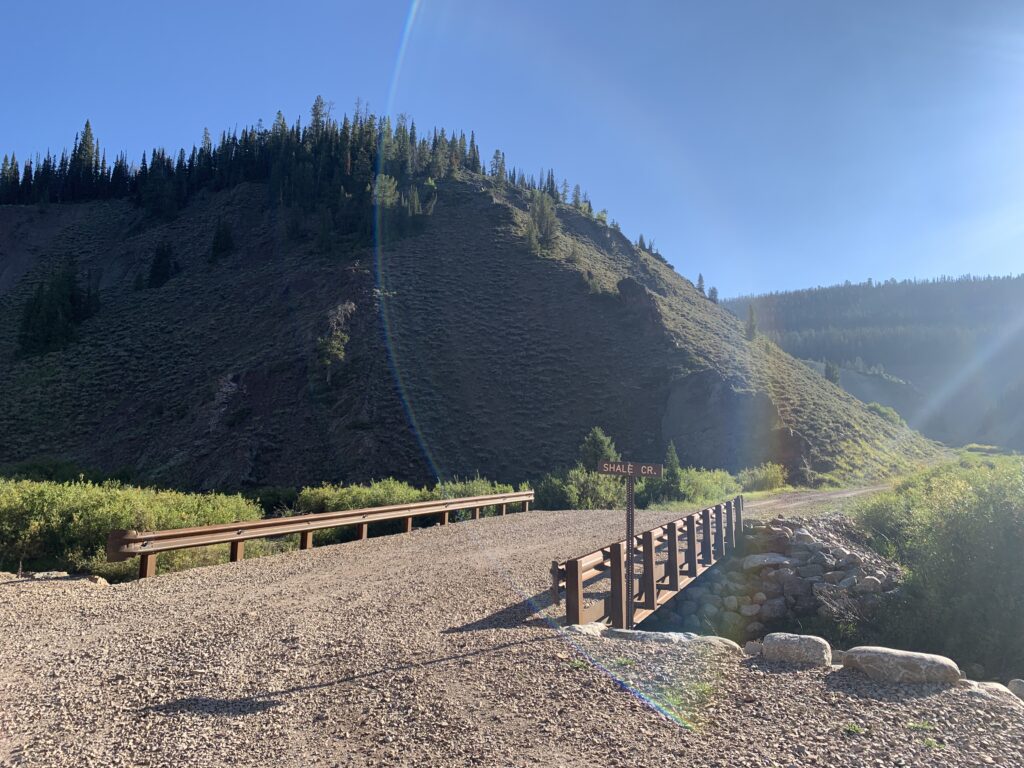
left=3, top=0, right=1024, bottom=296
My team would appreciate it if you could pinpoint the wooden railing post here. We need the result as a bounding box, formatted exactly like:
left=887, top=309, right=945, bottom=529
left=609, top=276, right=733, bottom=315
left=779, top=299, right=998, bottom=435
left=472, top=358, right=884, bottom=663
left=609, top=541, right=627, bottom=628
left=685, top=514, right=698, bottom=576
left=666, top=522, right=680, bottom=591
left=472, top=507, right=481, bottom=521
left=713, top=504, right=725, bottom=560
left=701, top=508, right=713, bottom=564
left=523, top=499, right=530, bottom=512
left=642, top=530, right=657, bottom=610
left=230, top=541, right=245, bottom=562
left=139, top=552, right=157, bottom=579
left=300, top=531, right=314, bottom=550
left=735, top=496, right=744, bottom=554
left=440, top=510, right=449, bottom=526
left=356, top=523, right=368, bottom=540
left=725, top=500, right=735, bottom=554
left=403, top=516, right=413, bottom=533
left=565, top=558, right=583, bottom=625
left=500, top=503, right=507, bottom=516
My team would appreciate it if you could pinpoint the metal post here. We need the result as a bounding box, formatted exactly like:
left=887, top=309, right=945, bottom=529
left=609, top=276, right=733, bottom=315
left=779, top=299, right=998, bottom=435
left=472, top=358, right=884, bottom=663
left=625, top=474, right=636, bottom=629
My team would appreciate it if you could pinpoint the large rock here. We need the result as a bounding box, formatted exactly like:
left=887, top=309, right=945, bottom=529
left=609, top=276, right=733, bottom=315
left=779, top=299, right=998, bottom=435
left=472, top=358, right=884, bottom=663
left=759, top=597, right=787, bottom=621
left=1009, top=679, right=1024, bottom=701
left=762, top=632, right=832, bottom=667
left=843, top=646, right=961, bottom=684
left=742, top=553, right=793, bottom=571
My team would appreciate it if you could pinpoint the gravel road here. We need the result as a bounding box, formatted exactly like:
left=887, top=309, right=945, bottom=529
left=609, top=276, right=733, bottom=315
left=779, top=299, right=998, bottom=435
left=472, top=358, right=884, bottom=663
left=2, top=504, right=1021, bottom=767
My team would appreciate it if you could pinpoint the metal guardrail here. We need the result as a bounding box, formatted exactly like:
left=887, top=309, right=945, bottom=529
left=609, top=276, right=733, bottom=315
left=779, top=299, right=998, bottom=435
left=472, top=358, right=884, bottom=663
left=550, top=495, right=743, bottom=628
left=107, top=491, right=534, bottom=578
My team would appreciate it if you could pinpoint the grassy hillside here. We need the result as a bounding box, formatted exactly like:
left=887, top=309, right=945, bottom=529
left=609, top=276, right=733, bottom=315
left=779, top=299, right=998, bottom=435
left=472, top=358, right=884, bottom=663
left=0, top=175, right=939, bottom=489
left=725, top=277, right=1024, bottom=448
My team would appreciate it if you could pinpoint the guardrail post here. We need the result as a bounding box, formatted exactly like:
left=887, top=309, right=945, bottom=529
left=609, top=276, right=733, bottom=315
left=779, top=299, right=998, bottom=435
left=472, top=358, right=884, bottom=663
left=500, top=503, right=507, bottom=516
left=300, top=531, right=314, bottom=550
left=725, top=500, right=735, bottom=554
left=403, top=516, right=413, bottom=533
left=735, top=496, right=744, bottom=554
left=472, top=507, right=481, bottom=521
left=642, top=530, right=657, bottom=610
left=550, top=560, right=562, bottom=605
left=440, top=510, right=449, bottom=526
left=701, top=508, right=713, bottom=564
left=565, top=558, right=583, bottom=625
left=523, top=499, right=530, bottom=512
left=139, top=552, right=157, bottom=579
left=609, top=541, right=627, bottom=628
left=713, top=504, right=725, bottom=560
left=685, top=514, right=698, bottom=576
left=230, top=541, right=245, bottom=562
left=356, top=523, right=368, bottom=540
left=666, top=522, right=680, bottom=591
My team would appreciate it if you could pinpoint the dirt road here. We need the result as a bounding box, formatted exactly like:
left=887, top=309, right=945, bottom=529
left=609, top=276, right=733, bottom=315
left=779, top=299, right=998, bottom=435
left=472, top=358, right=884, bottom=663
left=2, top=496, right=1021, bottom=767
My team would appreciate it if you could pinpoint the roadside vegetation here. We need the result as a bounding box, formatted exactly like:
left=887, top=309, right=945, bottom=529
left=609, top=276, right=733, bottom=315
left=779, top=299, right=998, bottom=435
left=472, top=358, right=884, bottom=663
left=853, top=452, right=1024, bottom=680
left=534, top=427, right=786, bottom=510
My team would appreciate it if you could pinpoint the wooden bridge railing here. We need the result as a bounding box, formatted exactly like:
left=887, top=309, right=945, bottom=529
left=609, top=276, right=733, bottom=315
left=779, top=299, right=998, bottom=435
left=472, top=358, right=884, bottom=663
left=550, top=496, right=743, bottom=628
left=107, top=491, right=533, bottom=579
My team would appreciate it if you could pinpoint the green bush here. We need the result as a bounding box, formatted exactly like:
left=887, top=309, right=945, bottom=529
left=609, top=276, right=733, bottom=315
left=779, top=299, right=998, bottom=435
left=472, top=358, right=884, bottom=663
left=535, top=466, right=626, bottom=510
left=0, top=478, right=261, bottom=580
left=737, top=462, right=788, bottom=492
left=294, top=476, right=515, bottom=540
left=855, top=456, right=1024, bottom=679
left=676, top=467, right=741, bottom=505
left=866, top=402, right=904, bottom=426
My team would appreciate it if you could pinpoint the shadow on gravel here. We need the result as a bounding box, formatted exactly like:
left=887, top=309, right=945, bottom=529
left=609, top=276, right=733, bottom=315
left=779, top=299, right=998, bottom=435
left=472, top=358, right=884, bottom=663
left=442, top=589, right=556, bottom=633
left=822, top=668, right=953, bottom=701
left=144, top=696, right=284, bottom=717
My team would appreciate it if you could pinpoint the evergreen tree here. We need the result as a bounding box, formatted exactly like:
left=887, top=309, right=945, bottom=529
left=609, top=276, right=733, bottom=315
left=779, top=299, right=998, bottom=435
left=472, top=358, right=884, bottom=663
left=147, top=242, right=177, bottom=288
left=708, top=286, right=719, bottom=303
left=696, top=273, right=705, bottom=295
left=746, top=304, right=758, bottom=340
left=824, top=360, right=841, bottom=384
left=660, top=441, right=684, bottom=501
left=578, top=427, right=620, bottom=470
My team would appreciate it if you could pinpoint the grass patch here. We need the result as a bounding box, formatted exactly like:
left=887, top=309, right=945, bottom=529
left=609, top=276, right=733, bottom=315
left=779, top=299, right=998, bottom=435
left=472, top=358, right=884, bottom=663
left=843, top=723, right=865, bottom=735
left=906, top=720, right=935, bottom=732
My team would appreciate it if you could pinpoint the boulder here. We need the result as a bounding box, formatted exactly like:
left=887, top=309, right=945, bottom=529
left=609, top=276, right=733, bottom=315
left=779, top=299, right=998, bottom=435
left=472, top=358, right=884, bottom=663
left=1008, top=679, right=1024, bottom=701
left=793, top=528, right=816, bottom=545
left=30, top=571, right=69, bottom=580
left=700, top=603, right=720, bottom=617
left=717, top=610, right=744, bottom=630
left=797, top=564, right=825, bottom=578
left=565, top=622, right=606, bottom=637
left=745, top=621, right=765, bottom=636
left=854, top=576, right=882, bottom=594
left=832, top=649, right=846, bottom=665
left=762, top=633, right=832, bottom=667
left=838, top=575, right=858, bottom=590
left=742, top=553, right=793, bottom=571
left=744, top=641, right=763, bottom=656
left=843, top=646, right=961, bottom=684
left=974, top=682, right=1023, bottom=707
left=85, top=575, right=109, bottom=587
left=823, top=570, right=846, bottom=584
left=701, top=594, right=723, bottom=609
left=752, top=592, right=768, bottom=605
left=740, top=604, right=761, bottom=617
left=759, top=597, right=787, bottom=621
left=840, top=552, right=864, bottom=567
left=723, top=595, right=739, bottom=611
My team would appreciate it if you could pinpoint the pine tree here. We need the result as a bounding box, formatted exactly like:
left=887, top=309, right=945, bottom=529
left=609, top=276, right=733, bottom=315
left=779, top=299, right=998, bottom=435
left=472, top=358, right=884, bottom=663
left=746, top=305, right=758, bottom=340
left=708, top=286, right=719, bottom=303
left=824, top=360, right=841, bottom=384
left=210, top=218, right=234, bottom=262
left=661, top=441, right=684, bottom=501
left=696, top=273, right=705, bottom=296
left=578, top=427, right=620, bottom=469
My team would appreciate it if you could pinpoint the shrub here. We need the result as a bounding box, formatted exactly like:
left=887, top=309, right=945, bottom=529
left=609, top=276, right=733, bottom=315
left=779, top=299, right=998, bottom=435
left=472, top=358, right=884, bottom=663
left=677, top=467, right=741, bottom=505
left=855, top=456, right=1024, bottom=679
left=737, top=462, right=788, bottom=492
left=866, top=402, right=904, bottom=426
left=0, top=478, right=261, bottom=580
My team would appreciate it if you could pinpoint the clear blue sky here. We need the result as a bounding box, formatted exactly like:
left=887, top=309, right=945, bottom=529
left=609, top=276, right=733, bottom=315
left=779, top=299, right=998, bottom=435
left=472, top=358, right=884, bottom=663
left=3, top=0, right=1024, bottom=296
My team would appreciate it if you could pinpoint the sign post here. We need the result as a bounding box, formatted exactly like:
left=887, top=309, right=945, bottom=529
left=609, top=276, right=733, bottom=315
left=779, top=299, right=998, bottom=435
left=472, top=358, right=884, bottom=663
left=595, top=460, right=663, bottom=629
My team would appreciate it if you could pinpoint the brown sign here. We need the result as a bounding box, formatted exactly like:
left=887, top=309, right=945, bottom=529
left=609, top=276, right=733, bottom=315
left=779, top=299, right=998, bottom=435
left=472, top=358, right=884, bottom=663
left=595, top=460, right=663, bottom=478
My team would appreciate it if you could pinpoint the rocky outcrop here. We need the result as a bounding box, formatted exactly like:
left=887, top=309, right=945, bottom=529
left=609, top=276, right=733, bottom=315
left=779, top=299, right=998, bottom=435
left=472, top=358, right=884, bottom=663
left=843, top=646, right=961, bottom=684
left=762, top=633, right=832, bottom=667
left=643, top=515, right=900, bottom=641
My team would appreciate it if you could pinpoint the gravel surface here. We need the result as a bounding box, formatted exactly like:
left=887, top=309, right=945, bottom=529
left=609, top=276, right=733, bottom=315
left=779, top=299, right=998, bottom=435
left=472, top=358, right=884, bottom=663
left=2, top=506, right=1022, bottom=767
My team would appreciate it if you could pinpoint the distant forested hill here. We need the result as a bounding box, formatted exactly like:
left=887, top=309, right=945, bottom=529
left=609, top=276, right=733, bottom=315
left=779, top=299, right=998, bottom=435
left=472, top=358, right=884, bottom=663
left=725, top=276, right=1024, bottom=449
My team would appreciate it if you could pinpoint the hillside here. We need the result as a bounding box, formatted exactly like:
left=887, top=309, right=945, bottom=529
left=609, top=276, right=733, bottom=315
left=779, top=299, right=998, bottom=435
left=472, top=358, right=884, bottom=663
left=725, top=278, right=1024, bottom=448
left=0, top=112, right=937, bottom=490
